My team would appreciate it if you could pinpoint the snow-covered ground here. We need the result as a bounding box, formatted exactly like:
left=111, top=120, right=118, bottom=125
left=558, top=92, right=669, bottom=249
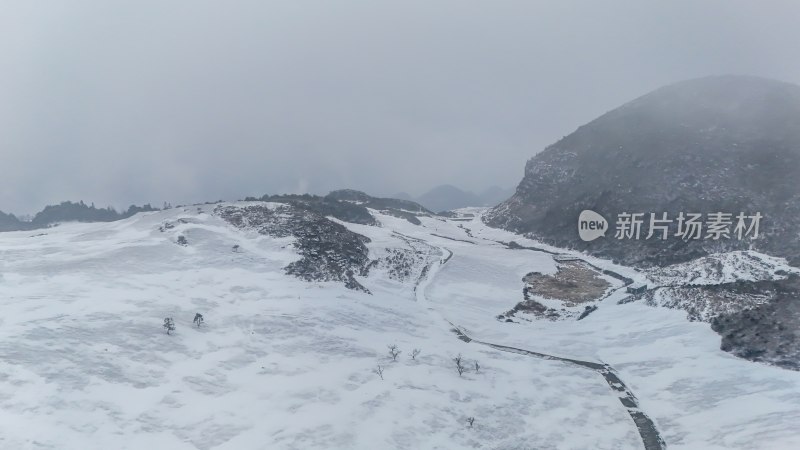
left=0, top=206, right=639, bottom=449
left=0, top=205, right=797, bottom=449
left=365, top=210, right=800, bottom=450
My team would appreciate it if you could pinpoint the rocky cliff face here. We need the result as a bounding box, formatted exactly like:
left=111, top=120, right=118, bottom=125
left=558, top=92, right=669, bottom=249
left=485, top=76, right=800, bottom=267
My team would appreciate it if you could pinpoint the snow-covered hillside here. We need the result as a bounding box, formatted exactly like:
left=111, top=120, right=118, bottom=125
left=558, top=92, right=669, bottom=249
left=645, top=251, right=799, bottom=287
left=0, top=204, right=797, bottom=449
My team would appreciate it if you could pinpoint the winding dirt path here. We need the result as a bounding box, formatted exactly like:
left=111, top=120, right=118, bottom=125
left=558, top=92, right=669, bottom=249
left=406, top=231, right=666, bottom=450
left=448, top=325, right=666, bottom=450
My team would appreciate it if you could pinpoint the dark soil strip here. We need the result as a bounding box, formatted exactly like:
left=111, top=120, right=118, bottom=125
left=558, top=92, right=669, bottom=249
left=431, top=233, right=477, bottom=245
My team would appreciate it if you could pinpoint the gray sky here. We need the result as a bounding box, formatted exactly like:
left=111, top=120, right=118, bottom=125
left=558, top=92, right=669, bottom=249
left=2, top=0, right=800, bottom=214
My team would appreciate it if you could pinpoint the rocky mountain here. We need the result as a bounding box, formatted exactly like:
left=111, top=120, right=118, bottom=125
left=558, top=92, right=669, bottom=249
left=486, top=75, right=800, bottom=267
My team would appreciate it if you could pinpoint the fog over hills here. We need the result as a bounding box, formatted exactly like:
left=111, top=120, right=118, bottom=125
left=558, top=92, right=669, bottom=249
left=486, top=75, right=800, bottom=267
left=1, top=78, right=800, bottom=446
left=4, top=1, right=800, bottom=448
left=0, top=201, right=158, bottom=232
left=397, top=185, right=515, bottom=213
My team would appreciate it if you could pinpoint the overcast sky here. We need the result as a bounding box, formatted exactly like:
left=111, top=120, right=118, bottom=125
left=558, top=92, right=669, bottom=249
left=2, top=0, right=800, bottom=213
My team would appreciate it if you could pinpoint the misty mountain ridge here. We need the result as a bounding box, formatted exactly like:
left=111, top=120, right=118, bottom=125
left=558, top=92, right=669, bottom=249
left=397, top=184, right=515, bottom=213
left=0, top=189, right=435, bottom=234
left=486, top=75, right=800, bottom=267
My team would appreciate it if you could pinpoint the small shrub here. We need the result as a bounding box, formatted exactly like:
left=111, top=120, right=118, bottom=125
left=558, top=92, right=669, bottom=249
left=454, top=354, right=465, bottom=376
left=163, top=317, right=175, bottom=335
left=388, top=344, right=401, bottom=361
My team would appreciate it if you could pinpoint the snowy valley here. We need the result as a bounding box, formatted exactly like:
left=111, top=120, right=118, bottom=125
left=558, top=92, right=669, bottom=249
left=5, top=4, right=800, bottom=449
left=0, top=202, right=798, bottom=449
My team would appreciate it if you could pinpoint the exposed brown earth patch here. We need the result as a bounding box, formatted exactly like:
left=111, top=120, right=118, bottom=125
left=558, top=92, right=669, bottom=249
left=523, top=261, right=611, bottom=306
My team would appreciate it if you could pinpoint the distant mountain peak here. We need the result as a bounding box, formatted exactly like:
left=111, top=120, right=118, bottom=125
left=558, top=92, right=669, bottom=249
left=411, top=185, right=514, bottom=213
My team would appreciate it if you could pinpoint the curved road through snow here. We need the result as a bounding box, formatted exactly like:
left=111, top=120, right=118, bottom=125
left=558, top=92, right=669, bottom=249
left=409, top=234, right=666, bottom=450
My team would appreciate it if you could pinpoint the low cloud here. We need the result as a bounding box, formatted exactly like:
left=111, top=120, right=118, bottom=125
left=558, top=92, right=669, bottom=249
left=1, top=0, right=799, bottom=213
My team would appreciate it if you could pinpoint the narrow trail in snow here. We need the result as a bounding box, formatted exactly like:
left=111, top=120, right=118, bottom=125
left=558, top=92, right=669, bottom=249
left=408, top=230, right=666, bottom=450
left=448, top=325, right=666, bottom=450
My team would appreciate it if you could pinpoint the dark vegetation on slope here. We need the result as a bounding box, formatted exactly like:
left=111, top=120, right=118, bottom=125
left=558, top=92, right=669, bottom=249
left=248, top=193, right=378, bottom=226
left=31, top=201, right=158, bottom=226
left=326, top=189, right=433, bottom=225
left=326, top=189, right=430, bottom=214
left=216, top=204, right=372, bottom=292
left=0, top=201, right=158, bottom=232
left=710, top=275, right=800, bottom=370
left=246, top=189, right=433, bottom=226
left=0, top=210, right=24, bottom=232
left=219, top=190, right=438, bottom=291
left=226, top=190, right=437, bottom=290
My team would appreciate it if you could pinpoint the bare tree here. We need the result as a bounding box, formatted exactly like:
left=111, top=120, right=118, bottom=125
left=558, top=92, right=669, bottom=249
left=163, top=317, right=175, bottom=335
left=467, top=417, right=475, bottom=428
left=374, top=365, right=384, bottom=380
left=232, top=244, right=240, bottom=253
left=193, top=313, right=204, bottom=328
left=388, top=344, right=401, bottom=361
left=411, top=348, right=421, bottom=360
left=454, top=354, right=466, bottom=376
left=474, top=361, right=480, bottom=374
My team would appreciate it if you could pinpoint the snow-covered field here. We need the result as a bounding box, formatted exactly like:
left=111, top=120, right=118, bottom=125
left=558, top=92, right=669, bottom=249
left=0, top=205, right=797, bottom=449
left=368, top=211, right=800, bottom=450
